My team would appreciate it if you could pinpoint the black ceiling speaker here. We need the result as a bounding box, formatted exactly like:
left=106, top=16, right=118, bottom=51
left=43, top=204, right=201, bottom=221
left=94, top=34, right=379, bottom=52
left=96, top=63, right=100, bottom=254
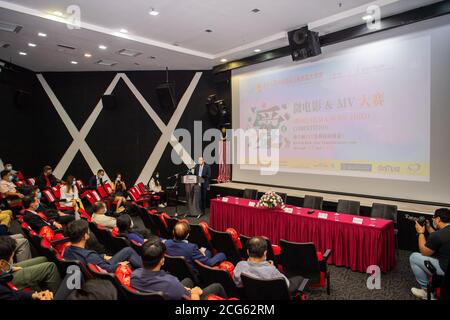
left=287, top=26, right=321, bottom=61
left=14, top=90, right=31, bottom=109
left=156, top=82, right=177, bottom=109
left=156, top=67, right=178, bottom=109
left=206, top=95, right=230, bottom=128
left=102, top=94, right=117, bottom=110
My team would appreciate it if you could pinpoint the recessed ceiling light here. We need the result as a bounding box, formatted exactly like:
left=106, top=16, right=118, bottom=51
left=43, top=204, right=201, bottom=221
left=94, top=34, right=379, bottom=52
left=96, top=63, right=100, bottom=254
left=254, top=49, right=261, bottom=53
left=362, top=15, right=373, bottom=21
left=149, top=9, right=159, bottom=16
left=28, top=43, right=37, bottom=47
left=148, top=56, right=156, bottom=59
left=205, top=29, right=213, bottom=33
left=119, top=28, right=128, bottom=33
left=38, top=32, right=47, bottom=37
left=84, top=53, right=92, bottom=58
left=251, top=8, right=261, bottom=13
left=19, top=51, right=27, bottom=56
left=220, top=58, right=227, bottom=63
left=52, top=11, right=64, bottom=17
left=99, top=44, right=107, bottom=50
left=70, top=61, right=78, bottom=65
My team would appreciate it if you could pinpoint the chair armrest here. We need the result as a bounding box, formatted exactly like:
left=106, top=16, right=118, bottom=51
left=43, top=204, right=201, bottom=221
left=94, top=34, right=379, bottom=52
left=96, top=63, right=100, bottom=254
left=296, top=278, right=309, bottom=293
left=424, top=260, right=437, bottom=275
left=51, top=237, right=71, bottom=246
left=322, top=249, right=332, bottom=262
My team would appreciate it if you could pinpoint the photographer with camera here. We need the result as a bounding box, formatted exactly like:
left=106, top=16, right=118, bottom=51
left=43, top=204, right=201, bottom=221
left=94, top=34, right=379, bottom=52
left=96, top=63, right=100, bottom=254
left=409, top=208, right=450, bottom=299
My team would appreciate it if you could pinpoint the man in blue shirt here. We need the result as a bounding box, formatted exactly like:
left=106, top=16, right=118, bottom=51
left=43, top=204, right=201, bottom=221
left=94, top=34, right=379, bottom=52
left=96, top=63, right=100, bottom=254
left=164, top=221, right=226, bottom=272
left=131, top=236, right=227, bottom=300
left=63, top=220, right=142, bottom=273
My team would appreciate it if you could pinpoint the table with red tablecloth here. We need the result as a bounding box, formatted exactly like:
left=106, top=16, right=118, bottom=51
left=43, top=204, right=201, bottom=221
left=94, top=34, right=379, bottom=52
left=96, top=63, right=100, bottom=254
left=209, top=197, right=396, bottom=272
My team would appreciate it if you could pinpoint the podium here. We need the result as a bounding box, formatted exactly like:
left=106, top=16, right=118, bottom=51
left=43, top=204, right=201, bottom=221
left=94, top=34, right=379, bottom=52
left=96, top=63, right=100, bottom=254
left=182, top=175, right=204, bottom=218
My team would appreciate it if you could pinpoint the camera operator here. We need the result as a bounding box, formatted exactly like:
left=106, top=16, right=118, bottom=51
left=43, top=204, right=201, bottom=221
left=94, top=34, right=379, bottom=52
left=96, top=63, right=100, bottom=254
left=409, top=208, right=450, bottom=299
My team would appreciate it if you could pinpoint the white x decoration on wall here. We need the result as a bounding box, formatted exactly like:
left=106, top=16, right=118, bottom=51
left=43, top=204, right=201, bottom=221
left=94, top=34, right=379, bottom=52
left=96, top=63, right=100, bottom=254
left=36, top=72, right=202, bottom=184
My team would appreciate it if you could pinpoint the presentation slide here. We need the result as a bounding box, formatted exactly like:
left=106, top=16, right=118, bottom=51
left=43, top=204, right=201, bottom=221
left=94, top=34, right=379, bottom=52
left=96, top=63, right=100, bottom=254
left=234, top=35, right=430, bottom=181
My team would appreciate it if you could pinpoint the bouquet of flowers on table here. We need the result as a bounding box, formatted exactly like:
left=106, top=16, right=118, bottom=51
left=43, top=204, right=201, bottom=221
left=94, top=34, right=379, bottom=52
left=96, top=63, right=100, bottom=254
left=256, top=190, right=286, bottom=209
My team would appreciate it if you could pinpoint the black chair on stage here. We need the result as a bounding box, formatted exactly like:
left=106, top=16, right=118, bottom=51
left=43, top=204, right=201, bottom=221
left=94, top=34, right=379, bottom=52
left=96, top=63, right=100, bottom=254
left=336, top=199, right=360, bottom=215
left=303, top=195, right=323, bottom=210
left=277, top=192, right=288, bottom=203
left=371, top=203, right=399, bottom=251
left=242, top=188, right=258, bottom=200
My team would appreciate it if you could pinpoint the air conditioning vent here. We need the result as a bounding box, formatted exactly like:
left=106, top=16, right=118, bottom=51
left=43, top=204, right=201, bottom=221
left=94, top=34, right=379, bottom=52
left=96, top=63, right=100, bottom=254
left=0, top=21, right=22, bottom=33
left=117, top=49, right=142, bottom=57
left=96, top=59, right=118, bottom=67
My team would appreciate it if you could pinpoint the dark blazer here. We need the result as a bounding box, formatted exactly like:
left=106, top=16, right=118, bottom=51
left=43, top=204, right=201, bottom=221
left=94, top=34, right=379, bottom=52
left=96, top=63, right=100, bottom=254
left=23, top=209, right=55, bottom=232
left=164, top=239, right=218, bottom=271
left=193, top=163, right=211, bottom=189
left=87, top=175, right=104, bottom=190
left=36, top=174, right=58, bottom=191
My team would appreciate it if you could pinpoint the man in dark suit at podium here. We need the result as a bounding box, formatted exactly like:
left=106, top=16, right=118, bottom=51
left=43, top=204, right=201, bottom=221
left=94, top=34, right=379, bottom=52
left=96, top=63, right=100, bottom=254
left=193, top=157, right=211, bottom=215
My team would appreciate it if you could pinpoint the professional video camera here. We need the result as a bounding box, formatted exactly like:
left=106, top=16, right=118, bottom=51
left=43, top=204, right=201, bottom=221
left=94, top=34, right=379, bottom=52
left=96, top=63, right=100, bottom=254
left=404, top=214, right=427, bottom=226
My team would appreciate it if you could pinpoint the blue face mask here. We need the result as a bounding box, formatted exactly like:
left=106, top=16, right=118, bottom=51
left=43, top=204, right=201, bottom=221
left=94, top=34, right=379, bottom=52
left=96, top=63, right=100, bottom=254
left=8, top=175, right=13, bottom=182
left=37, top=192, right=42, bottom=200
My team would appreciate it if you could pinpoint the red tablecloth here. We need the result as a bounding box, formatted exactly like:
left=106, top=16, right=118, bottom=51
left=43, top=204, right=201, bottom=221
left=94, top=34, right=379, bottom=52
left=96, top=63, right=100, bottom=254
left=210, top=197, right=396, bottom=272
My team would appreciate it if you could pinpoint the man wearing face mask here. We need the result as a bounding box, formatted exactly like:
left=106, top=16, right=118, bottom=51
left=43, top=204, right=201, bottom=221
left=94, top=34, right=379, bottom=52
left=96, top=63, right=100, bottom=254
left=0, top=170, right=24, bottom=200
left=3, top=163, right=18, bottom=183
left=36, top=165, right=59, bottom=191
left=410, top=208, right=450, bottom=299
left=193, top=157, right=211, bottom=216
left=23, top=196, right=63, bottom=232
left=87, top=169, right=106, bottom=190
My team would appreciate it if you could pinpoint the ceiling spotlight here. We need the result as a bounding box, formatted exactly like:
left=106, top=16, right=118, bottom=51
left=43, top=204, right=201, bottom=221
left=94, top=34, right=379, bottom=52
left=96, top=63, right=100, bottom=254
left=52, top=11, right=64, bottom=17
left=99, top=44, right=107, bottom=50
left=149, top=9, right=159, bottom=16
left=28, top=43, right=37, bottom=47
left=70, top=61, right=78, bottom=65
left=84, top=53, right=92, bottom=58
left=220, top=58, right=227, bottom=63
left=19, top=51, right=27, bottom=56
left=205, top=29, right=213, bottom=33
left=254, top=49, right=261, bottom=53
left=38, top=32, right=47, bottom=37
left=362, top=15, right=373, bottom=21
left=119, top=28, right=128, bottom=33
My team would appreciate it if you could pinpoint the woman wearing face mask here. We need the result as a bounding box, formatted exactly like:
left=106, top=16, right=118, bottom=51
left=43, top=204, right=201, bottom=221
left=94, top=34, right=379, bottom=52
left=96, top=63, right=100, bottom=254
left=112, top=173, right=127, bottom=197
left=60, top=175, right=84, bottom=210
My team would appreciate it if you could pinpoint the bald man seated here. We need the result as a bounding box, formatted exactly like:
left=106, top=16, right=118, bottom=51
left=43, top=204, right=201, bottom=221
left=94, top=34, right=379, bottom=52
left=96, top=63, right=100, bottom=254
left=164, top=221, right=226, bottom=272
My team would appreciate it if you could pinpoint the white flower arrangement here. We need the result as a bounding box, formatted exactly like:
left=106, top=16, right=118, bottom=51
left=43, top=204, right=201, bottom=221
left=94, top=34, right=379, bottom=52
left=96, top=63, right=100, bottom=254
left=256, top=190, right=285, bottom=209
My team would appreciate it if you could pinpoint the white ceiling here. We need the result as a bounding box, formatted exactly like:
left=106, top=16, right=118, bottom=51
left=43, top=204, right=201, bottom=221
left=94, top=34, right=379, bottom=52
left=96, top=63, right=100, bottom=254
left=0, top=0, right=441, bottom=71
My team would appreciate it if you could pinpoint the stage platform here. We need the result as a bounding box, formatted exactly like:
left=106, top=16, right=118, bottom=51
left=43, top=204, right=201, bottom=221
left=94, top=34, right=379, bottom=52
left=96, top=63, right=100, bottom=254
left=210, top=181, right=447, bottom=215
left=209, top=181, right=450, bottom=251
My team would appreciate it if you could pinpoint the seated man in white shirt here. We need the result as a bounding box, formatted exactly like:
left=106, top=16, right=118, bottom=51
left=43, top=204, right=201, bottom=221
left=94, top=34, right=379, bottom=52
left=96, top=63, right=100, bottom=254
left=91, top=201, right=117, bottom=230
left=233, top=236, right=307, bottom=295
left=0, top=170, right=24, bottom=200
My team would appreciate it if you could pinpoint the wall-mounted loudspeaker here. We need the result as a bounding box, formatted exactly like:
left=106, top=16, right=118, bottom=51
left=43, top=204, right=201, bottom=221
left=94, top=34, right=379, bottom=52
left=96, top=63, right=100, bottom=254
left=156, top=83, right=177, bottom=109
left=287, top=26, right=321, bottom=61
left=102, top=94, right=117, bottom=110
